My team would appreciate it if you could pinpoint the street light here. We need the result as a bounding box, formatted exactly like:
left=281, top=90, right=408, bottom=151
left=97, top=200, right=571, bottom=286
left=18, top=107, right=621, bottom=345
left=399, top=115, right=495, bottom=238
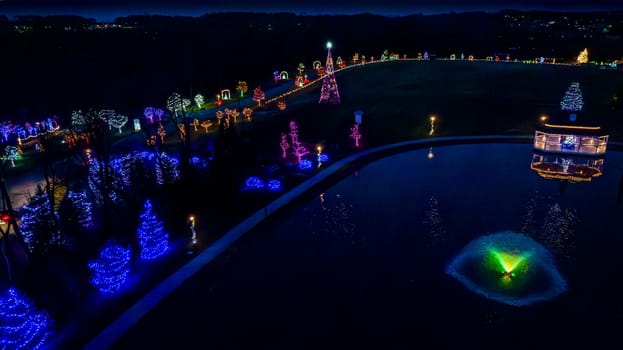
left=429, top=115, right=437, bottom=136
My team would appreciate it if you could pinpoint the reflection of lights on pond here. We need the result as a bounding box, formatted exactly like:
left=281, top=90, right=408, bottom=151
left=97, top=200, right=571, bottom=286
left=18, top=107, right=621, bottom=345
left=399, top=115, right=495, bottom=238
left=446, top=231, right=567, bottom=306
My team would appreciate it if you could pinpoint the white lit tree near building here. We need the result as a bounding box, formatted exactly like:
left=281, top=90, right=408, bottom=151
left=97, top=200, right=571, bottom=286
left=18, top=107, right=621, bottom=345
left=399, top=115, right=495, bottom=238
left=108, top=114, right=128, bottom=133
left=137, top=199, right=169, bottom=261
left=0, top=287, right=53, bottom=350
left=88, top=241, right=131, bottom=295
left=561, top=82, right=584, bottom=112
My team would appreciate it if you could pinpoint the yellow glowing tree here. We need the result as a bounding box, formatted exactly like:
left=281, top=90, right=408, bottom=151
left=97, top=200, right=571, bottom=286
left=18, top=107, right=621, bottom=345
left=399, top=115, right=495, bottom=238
left=576, top=48, right=588, bottom=64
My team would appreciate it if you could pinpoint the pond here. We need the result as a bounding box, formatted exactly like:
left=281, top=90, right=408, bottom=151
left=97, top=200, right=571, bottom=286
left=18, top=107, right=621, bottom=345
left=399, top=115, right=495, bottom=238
left=115, top=142, right=623, bottom=348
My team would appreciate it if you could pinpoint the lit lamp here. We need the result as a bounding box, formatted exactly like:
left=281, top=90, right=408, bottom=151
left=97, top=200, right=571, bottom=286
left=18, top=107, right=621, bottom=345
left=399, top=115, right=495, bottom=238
left=540, top=115, right=548, bottom=124
left=427, top=147, right=434, bottom=159
left=326, top=41, right=332, bottom=49
left=429, top=115, right=437, bottom=136
left=189, top=215, right=197, bottom=246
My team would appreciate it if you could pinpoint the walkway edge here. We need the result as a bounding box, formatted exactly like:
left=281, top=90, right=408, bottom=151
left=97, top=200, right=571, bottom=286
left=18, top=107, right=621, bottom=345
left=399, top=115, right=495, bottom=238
left=83, top=135, right=532, bottom=349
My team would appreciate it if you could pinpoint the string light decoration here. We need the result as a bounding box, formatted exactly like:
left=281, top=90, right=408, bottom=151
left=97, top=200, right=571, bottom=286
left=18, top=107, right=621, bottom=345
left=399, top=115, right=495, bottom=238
left=200, top=120, right=212, bottom=133
left=350, top=124, right=362, bottom=147
left=576, top=48, right=588, bottom=64
left=108, top=114, right=128, bottom=133
left=155, top=152, right=180, bottom=185
left=252, top=86, right=265, bottom=107
left=244, top=176, right=265, bottom=190
left=319, top=41, right=341, bottom=104
left=154, top=108, right=165, bottom=122
left=0, top=288, right=53, bottom=350
left=20, top=192, right=62, bottom=255
left=298, top=159, right=313, bottom=170
left=560, top=82, right=584, bottom=112
left=2, top=146, right=21, bottom=167
left=87, top=159, right=119, bottom=205
left=144, top=107, right=155, bottom=124
left=66, top=190, right=94, bottom=229
left=194, top=94, right=205, bottom=109
left=88, top=242, right=131, bottom=295
left=280, top=133, right=289, bottom=158
left=318, top=153, right=329, bottom=162
left=137, top=199, right=169, bottom=261
left=236, top=81, right=248, bottom=97
left=242, top=107, right=253, bottom=122
left=267, top=179, right=282, bottom=191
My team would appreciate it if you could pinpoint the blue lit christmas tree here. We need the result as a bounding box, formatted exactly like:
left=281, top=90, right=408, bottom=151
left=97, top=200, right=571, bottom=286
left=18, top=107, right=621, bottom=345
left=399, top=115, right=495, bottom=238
left=88, top=242, right=131, bottom=295
left=20, top=192, right=62, bottom=256
left=66, top=190, right=94, bottom=229
left=560, top=82, right=584, bottom=112
left=155, top=153, right=180, bottom=185
left=0, top=287, right=53, bottom=349
left=318, top=41, right=341, bottom=104
left=137, top=199, right=169, bottom=261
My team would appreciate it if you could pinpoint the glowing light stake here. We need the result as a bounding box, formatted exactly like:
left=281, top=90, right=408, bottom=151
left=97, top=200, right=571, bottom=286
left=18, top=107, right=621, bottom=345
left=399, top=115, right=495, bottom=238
left=350, top=124, right=361, bottom=147
left=446, top=231, right=567, bottom=307
left=88, top=242, right=131, bottom=295
left=0, top=288, right=53, bottom=350
left=189, top=216, right=197, bottom=246
left=429, top=115, right=436, bottom=136
left=427, top=147, right=434, bottom=159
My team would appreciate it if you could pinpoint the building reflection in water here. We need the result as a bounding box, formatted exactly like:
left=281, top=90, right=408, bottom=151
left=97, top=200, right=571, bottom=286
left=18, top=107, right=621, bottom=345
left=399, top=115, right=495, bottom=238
left=530, top=151, right=605, bottom=183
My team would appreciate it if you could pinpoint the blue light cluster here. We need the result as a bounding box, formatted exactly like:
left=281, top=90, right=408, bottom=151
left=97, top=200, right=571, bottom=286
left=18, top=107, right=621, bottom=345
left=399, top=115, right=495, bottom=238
left=88, top=242, right=131, bottom=295
left=137, top=200, right=169, bottom=261
left=298, top=159, right=313, bottom=170
left=0, top=288, right=53, bottom=349
left=317, top=154, right=329, bottom=162
left=155, top=153, right=181, bottom=185
left=245, top=176, right=265, bottom=190
left=67, top=190, right=94, bottom=229
left=267, top=179, right=283, bottom=191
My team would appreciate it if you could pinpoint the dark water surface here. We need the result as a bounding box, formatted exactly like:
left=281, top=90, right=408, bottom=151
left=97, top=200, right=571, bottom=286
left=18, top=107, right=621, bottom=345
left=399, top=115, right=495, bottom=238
left=114, top=143, right=623, bottom=348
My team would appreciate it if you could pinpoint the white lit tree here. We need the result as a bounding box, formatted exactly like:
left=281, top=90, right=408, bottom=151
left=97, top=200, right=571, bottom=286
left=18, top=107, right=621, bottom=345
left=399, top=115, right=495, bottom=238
left=182, top=98, right=191, bottom=111
left=167, top=93, right=183, bottom=117
left=108, top=114, right=128, bottom=133
left=561, top=82, right=584, bottom=112
left=194, top=94, right=205, bottom=109
left=2, top=146, right=21, bottom=167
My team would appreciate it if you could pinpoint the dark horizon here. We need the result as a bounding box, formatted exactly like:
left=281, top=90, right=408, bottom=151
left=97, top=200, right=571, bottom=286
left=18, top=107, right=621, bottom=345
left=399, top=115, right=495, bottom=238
left=3, top=4, right=623, bottom=22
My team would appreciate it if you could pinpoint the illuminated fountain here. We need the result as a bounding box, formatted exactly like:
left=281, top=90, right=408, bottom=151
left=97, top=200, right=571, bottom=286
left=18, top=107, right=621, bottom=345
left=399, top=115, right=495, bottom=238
left=446, top=231, right=567, bottom=306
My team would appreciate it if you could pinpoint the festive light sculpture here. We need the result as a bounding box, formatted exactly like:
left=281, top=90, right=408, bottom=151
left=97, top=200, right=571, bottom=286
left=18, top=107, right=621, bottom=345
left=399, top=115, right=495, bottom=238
left=244, top=176, right=265, bottom=190
left=242, top=107, right=253, bottom=122
left=576, top=48, right=589, bottom=64
left=194, top=94, right=205, bottom=109
left=429, top=115, right=437, bottom=136
left=66, top=190, right=94, bottom=229
left=298, top=159, right=313, bottom=170
left=0, top=288, right=53, bottom=350
left=88, top=242, right=131, bottom=295
left=157, top=124, right=166, bottom=143
left=288, top=121, right=299, bottom=148
left=280, top=133, right=289, bottom=158
left=319, top=41, right=341, bottom=104
left=137, top=199, right=169, bottom=261
left=108, top=114, right=128, bottom=133
left=350, top=124, right=361, bottom=147
left=20, top=192, right=61, bottom=255
left=154, top=108, right=164, bottom=122
left=560, top=82, right=584, bottom=112
left=267, top=179, right=282, bottom=191
left=143, top=107, right=155, bottom=124
left=2, top=146, right=21, bottom=167
left=236, top=81, right=248, bottom=97
left=200, top=120, right=212, bottom=133
left=155, top=152, right=180, bottom=185
left=293, top=144, right=309, bottom=164
left=252, top=86, right=265, bottom=107
left=446, top=231, right=567, bottom=306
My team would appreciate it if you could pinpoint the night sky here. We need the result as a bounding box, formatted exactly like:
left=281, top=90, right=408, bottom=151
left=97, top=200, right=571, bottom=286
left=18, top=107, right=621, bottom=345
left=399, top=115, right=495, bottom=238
left=1, top=0, right=622, bottom=21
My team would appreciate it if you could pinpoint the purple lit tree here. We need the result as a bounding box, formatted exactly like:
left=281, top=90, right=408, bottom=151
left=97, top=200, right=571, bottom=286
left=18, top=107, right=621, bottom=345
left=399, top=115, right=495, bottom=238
left=318, top=42, right=341, bottom=104
left=154, top=108, right=165, bottom=123
left=350, top=124, right=362, bottom=148
left=0, top=287, right=53, bottom=349
left=144, top=107, right=155, bottom=124
left=88, top=241, right=131, bottom=295
left=288, top=121, right=299, bottom=147
left=293, top=144, right=309, bottom=164
left=280, top=133, right=289, bottom=158
left=137, top=199, right=169, bottom=261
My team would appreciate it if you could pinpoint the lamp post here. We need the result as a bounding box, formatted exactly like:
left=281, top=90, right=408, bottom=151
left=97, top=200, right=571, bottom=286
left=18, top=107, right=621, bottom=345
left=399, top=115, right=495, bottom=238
left=429, top=115, right=437, bottom=136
